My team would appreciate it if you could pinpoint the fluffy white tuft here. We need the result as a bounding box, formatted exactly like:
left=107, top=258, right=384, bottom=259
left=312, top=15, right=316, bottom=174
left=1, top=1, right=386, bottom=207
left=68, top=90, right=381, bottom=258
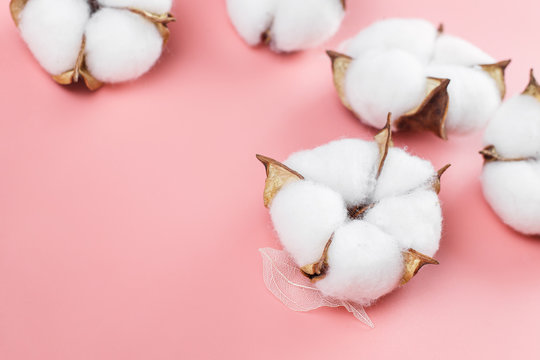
left=226, top=0, right=344, bottom=52
left=284, top=139, right=379, bottom=205
left=84, top=8, right=163, bottom=83
left=483, top=94, right=540, bottom=159
left=427, top=64, right=501, bottom=133
left=482, top=161, right=540, bottom=235
left=343, top=18, right=437, bottom=64
left=373, top=148, right=436, bottom=201
left=364, top=190, right=442, bottom=256
left=97, top=0, right=173, bottom=14
left=344, top=49, right=427, bottom=129
left=18, top=0, right=90, bottom=75
left=432, top=34, right=495, bottom=67
left=226, top=0, right=277, bottom=46
left=270, top=181, right=347, bottom=266
left=269, top=0, right=345, bottom=52
left=316, top=221, right=403, bottom=305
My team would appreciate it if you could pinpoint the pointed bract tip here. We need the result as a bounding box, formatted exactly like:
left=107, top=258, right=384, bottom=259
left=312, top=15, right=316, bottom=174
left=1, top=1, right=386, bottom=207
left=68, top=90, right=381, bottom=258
left=437, top=164, right=451, bottom=178
left=437, top=23, right=444, bottom=33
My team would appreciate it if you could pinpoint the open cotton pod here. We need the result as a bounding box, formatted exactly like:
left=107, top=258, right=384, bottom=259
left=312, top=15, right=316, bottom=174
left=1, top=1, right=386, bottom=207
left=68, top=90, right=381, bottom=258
left=480, top=71, right=540, bottom=236
left=257, top=117, right=450, bottom=325
left=226, top=0, right=345, bottom=52
left=328, top=18, right=509, bottom=139
left=10, top=0, right=175, bottom=90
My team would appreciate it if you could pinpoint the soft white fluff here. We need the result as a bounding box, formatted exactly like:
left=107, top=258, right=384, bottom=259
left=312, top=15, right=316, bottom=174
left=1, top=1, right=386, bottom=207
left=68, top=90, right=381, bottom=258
left=432, top=34, right=495, bottom=66
left=373, top=148, right=437, bottom=200
left=84, top=8, right=163, bottom=83
left=364, top=190, right=442, bottom=256
left=316, top=221, right=404, bottom=305
left=226, top=0, right=277, bottom=45
left=484, top=95, right=540, bottom=159
left=269, top=0, right=345, bottom=52
left=482, top=161, right=540, bottom=235
left=226, top=0, right=344, bottom=52
left=343, top=18, right=437, bottom=64
left=427, top=64, right=501, bottom=133
left=284, top=139, right=379, bottom=205
left=98, top=0, right=173, bottom=14
left=344, top=49, right=427, bottom=129
left=270, top=181, right=347, bottom=266
left=18, top=0, right=90, bottom=75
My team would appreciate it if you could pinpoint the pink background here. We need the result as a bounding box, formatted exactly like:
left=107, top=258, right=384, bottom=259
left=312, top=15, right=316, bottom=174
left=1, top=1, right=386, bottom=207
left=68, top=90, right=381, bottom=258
left=1, top=0, right=540, bottom=358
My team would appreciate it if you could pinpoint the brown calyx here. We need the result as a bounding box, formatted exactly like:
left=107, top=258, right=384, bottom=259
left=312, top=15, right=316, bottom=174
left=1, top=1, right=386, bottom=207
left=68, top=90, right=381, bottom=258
left=479, top=145, right=531, bottom=164
left=128, top=8, right=176, bottom=45
left=401, top=249, right=439, bottom=285
left=9, top=0, right=28, bottom=25
left=326, top=50, right=354, bottom=110
left=394, top=77, right=450, bottom=140
left=256, top=154, right=304, bottom=207
left=340, top=0, right=346, bottom=9
left=522, top=69, right=540, bottom=101
left=300, top=237, right=333, bottom=282
left=432, top=164, right=451, bottom=194
left=480, top=59, right=511, bottom=99
left=51, top=37, right=104, bottom=91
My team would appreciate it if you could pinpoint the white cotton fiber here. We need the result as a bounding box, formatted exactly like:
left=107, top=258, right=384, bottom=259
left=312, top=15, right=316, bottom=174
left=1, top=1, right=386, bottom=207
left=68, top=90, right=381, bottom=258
left=270, top=181, right=347, bottom=266
left=98, top=0, right=173, bottom=14
left=316, top=221, right=404, bottom=305
left=373, top=148, right=436, bottom=200
left=226, top=0, right=344, bottom=52
left=226, top=0, right=277, bottom=46
left=284, top=139, right=379, bottom=205
left=84, top=8, right=163, bottom=82
left=482, top=161, right=540, bottom=235
left=269, top=0, right=345, bottom=52
left=364, top=190, right=442, bottom=256
left=484, top=95, right=540, bottom=159
left=343, top=18, right=437, bottom=64
left=345, top=49, right=427, bottom=129
left=18, top=0, right=90, bottom=75
left=432, top=34, right=495, bottom=66
left=427, top=64, right=501, bottom=133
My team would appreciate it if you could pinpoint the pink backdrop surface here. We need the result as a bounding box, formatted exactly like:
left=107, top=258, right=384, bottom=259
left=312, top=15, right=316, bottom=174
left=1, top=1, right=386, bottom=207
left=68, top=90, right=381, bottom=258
left=1, top=0, right=540, bottom=358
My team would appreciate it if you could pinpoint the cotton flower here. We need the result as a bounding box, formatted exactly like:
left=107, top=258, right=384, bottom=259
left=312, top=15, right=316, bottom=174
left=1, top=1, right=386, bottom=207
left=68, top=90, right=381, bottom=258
left=480, top=71, right=540, bottom=236
left=10, top=0, right=175, bottom=90
left=226, top=0, right=345, bottom=52
left=328, top=18, right=509, bottom=139
left=257, top=118, right=449, bottom=305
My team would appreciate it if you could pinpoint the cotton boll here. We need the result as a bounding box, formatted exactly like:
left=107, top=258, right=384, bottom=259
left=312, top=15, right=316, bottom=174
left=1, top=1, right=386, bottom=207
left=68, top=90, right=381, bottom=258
left=85, top=8, right=163, bottom=83
left=432, top=34, right=495, bottom=67
left=343, top=18, right=437, bottom=64
left=484, top=95, right=540, bottom=159
left=482, top=161, right=540, bottom=235
left=17, top=0, right=90, bottom=75
left=270, top=0, right=345, bottom=52
left=373, top=148, right=436, bottom=200
left=345, top=49, right=427, bottom=129
left=364, top=190, right=442, bottom=256
left=226, top=0, right=277, bottom=46
left=270, top=181, right=348, bottom=266
left=316, top=221, right=403, bottom=305
left=427, top=64, right=501, bottom=133
left=284, top=139, right=379, bottom=205
left=98, top=0, right=173, bottom=14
